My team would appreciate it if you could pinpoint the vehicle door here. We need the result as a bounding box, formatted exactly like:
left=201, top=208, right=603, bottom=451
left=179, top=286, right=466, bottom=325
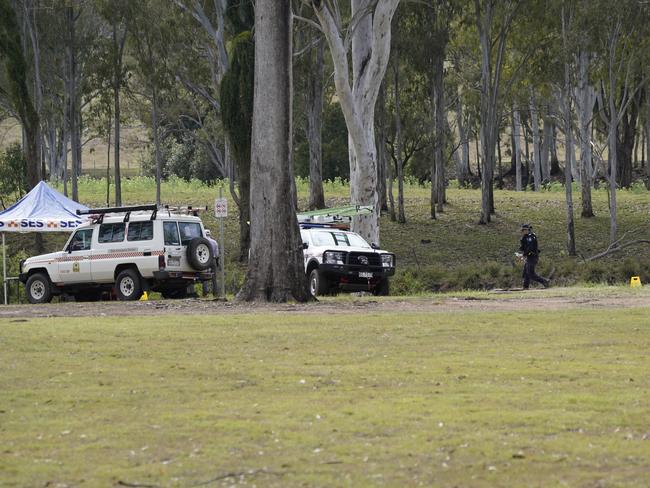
left=92, top=222, right=127, bottom=282
left=59, top=228, right=93, bottom=283
left=126, top=220, right=155, bottom=277
left=163, top=221, right=184, bottom=271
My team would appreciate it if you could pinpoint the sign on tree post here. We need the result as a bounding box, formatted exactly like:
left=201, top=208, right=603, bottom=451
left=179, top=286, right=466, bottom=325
left=214, top=190, right=227, bottom=299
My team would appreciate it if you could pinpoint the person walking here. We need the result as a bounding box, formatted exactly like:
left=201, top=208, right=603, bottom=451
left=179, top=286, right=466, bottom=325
left=518, top=223, right=550, bottom=289
left=202, top=229, right=220, bottom=297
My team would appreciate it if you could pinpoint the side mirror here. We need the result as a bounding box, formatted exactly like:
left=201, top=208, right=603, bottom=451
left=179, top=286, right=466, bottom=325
left=371, top=243, right=379, bottom=250
left=302, top=242, right=309, bottom=250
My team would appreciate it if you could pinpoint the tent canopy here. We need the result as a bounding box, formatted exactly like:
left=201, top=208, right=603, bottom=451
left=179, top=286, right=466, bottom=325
left=0, top=181, right=89, bottom=233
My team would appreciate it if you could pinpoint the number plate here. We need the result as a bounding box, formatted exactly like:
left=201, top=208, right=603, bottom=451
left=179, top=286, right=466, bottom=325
left=168, top=256, right=181, bottom=266
left=359, top=271, right=373, bottom=279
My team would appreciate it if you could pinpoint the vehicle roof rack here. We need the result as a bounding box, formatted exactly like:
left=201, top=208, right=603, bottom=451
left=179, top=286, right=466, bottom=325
left=297, top=205, right=373, bottom=227
left=163, top=205, right=208, bottom=217
left=76, top=204, right=158, bottom=216
left=77, top=205, right=159, bottom=224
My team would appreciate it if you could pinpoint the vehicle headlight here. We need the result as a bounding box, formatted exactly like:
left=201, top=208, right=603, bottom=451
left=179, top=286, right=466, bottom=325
left=324, top=251, right=346, bottom=265
left=381, top=254, right=394, bottom=268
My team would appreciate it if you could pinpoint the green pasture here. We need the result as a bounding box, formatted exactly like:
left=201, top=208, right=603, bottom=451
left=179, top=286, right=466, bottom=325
left=1, top=293, right=649, bottom=486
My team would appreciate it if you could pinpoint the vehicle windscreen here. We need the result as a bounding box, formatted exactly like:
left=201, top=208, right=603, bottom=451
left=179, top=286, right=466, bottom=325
left=311, top=230, right=370, bottom=248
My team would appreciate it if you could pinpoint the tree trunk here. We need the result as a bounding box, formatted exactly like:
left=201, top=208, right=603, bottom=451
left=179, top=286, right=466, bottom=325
left=475, top=0, right=508, bottom=224
left=432, top=52, right=445, bottom=213
left=576, top=50, right=594, bottom=217
left=152, top=86, right=161, bottom=206
left=529, top=88, right=542, bottom=190
left=562, top=63, right=576, bottom=255
left=237, top=0, right=309, bottom=303
left=376, top=81, right=388, bottom=211
left=616, top=88, right=640, bottom=189
left=313, top=0, right=399, bottom=245
left=646, top=92, right=650, bottom=189
left=392, top=52, right=406, bottom=224
left=512, top=103, right=523, bottom=191
left=306, top=36, right=325, bottom=210
left=540, top=106, right=552, bottom=182
left=66, top=6, right=80, bottom=201
left=113, top=22, right=127, bottom=207
left=456, top=92, right=470, bottom=186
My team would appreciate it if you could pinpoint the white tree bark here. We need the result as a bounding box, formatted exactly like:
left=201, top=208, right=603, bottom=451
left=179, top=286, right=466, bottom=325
left=528, top=88, right=542, bottom=190
left=312, top=0, right=400, bottom=245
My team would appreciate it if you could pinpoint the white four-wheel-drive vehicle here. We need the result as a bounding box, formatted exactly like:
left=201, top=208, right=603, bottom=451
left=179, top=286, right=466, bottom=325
left=19, top=205, right=214, bottom=303
left=300, top=224, right=396, bottom=296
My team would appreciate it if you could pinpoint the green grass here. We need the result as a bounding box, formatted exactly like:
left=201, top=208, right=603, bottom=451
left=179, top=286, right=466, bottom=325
left=1, top=294, right=650, bottom=486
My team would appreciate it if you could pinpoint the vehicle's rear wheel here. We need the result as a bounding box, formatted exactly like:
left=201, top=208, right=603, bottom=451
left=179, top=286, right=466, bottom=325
left=309, top=268, right=329, bottom=297
left=187, top=237, right=213, bottom=270
left=373, top=278, right=390, bottom=296
left=115, top=269, right=143, bottom=301
left=26, top=273, right=53, bottom=304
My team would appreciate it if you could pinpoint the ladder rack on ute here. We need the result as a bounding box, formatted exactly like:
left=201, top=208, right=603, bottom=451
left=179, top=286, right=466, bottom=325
left=77, top=205, right=159, bottom=224
left=297, top=205, right=373, bottom=229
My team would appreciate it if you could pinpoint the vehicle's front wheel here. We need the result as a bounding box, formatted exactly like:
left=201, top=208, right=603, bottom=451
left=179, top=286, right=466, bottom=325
left=26, top=273, right=53, bottom=304
left=115, top=269, right=143, bottom=301
left=373, top=278, right=390, bottom=296
left=309, top=268, right=329, bottom=297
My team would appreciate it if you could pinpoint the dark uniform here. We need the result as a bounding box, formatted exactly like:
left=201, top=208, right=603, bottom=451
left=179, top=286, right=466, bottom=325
left=519, top=224, right=549, bottom=289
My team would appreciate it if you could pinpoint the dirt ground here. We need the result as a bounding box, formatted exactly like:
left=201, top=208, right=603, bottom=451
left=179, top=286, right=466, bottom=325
left=1, top=288, right=649, bottom=319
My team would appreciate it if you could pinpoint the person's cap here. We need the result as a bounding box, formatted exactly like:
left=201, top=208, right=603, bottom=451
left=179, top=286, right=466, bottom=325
left=205, top=229, right=211, bottom=236
left=520, top=223, right=531, bottom=230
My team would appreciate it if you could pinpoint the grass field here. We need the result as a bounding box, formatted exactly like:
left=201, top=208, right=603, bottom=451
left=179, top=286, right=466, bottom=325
left=1, top=288, right=649, bottom=487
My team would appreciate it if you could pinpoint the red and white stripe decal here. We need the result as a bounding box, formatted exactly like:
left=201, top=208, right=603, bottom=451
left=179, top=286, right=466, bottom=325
left=29, top=250, right=164, bottom=265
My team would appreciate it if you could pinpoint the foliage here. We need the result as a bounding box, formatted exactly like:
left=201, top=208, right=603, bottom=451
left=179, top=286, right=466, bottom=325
left=0, top=142, right=27, bottom=207
left=294, top=101, right=350, bottom=181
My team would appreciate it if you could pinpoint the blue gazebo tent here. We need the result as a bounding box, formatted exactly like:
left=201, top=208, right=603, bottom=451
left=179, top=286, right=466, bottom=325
left=0, top=181, right=89, bottom=303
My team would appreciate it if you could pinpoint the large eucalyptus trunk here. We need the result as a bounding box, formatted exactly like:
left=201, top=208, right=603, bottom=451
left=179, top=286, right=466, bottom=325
left=528, top=89, right=542, bottom=190
left=512, top=103, right=523, bottom=191
left=237, top=0, right=309, bottom=303
left=576, top=50, right=595, bottom=217
left=306, top=36, right=325, bottom=210
left=313, top=0, right=400, bottom=245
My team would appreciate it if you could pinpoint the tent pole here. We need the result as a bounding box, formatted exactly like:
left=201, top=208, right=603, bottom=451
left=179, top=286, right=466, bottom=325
left=3, top=233, right=7, bottom=305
